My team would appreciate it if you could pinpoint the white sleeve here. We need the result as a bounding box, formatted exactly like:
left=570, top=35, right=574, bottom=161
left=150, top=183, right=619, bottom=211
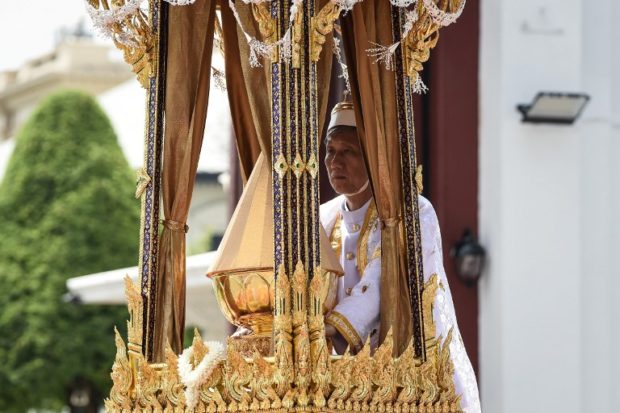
left=326, top=254, right=381, bottom=353
left=419, top=197, right=481, bottom=413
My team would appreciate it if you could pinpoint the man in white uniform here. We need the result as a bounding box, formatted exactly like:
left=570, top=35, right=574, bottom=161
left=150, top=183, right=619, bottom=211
left=321, top=101, right=482, bottom=413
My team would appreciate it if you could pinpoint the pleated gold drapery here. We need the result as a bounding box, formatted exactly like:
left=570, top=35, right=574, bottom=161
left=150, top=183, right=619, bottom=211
left=220, top=0, right=334, bottom=173
left=341, top=1, right=413, bottom=356
left=220, top=0, right=266, bottom=180
left=152, top=0, right=217, bottom=361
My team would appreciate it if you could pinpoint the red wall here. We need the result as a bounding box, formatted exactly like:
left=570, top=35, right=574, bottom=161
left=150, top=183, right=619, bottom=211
left=421, top=0, right=480, bottom=372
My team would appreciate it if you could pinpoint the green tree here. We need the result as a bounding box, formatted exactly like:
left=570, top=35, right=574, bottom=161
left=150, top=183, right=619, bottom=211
left=0, top=90, right=140, bottom=411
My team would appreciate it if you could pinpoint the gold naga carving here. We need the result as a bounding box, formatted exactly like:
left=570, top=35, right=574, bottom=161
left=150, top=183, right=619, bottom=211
left=252, top=2, right=279, bottom=61
left=310, top=1, right=341, bottom=62
left=402, top=0, right=465, bottom=82
left=292, top=261, right=311, bottom=407
left=87, top=0, right=156, bottom=88
left=105, top=275, right=463, bottom=412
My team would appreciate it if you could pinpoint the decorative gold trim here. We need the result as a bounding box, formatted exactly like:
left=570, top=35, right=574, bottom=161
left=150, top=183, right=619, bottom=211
left=415, top=164, right=424, bottom=194
left=356, top=202, right=378, bottom=273
left=252, top=2, right=278, bottom=61
left=306, top=153, right=319, bottom=179
left=292, top=6, right=304, bottom=68
left=310, top=1, right=341, bottom=62
left=308, top=268, right=330, bottom=407
left=422, top=273, right=441, bottom=340
left=292, top=261, right=310, bottom=406
left=89, top=0, right=156, bottom=88
left=403, top=1, right=443, bottom=81
left=329, top=213, right=343, bottom=259
left=325, top=311, right=363, bottom=353
left=291, top=152, right=306, bottom=179
left=274, top=153, right=289, bottom=179
left=134, top=167, right=151, bottom=199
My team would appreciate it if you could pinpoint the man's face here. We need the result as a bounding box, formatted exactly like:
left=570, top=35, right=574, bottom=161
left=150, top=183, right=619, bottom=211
left=324, top=130, right=369, bottom=195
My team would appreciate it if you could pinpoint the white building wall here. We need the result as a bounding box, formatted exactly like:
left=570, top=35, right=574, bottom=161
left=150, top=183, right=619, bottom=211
left=479, top=0, right=620, bottom=412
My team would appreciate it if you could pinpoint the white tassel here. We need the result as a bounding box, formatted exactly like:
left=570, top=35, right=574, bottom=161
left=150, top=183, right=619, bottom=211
left=423, top=0, right=466, bottom=27
left=212, top=67, right=227, bottom=92
left=279, top=29, right=293, bottom=64
left=85, top=0, right=145, bottom=46
left=413, top=73, right=428, bottom=94
left=163, top=0, right=196, bottom=5
left=367, top=41, right=400, bottom=71
left=333, top=37, right=351, bottom=95
left=248, top=39, right=273, bottom=68
left=390, top=0, right=417, bottom=7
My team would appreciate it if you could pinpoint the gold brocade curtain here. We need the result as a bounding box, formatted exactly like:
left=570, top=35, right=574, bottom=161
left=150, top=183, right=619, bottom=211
left=153, top=0, right=217, bottom=361
left=341, top=1, right=412, bottom=355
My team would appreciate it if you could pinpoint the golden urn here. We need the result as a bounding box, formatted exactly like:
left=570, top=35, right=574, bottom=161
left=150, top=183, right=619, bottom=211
left=207, top=155, right=343, bottom=337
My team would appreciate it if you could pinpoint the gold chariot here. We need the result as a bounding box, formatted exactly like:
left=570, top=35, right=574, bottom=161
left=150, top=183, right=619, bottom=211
left=85, top=0, right=469, bottom=411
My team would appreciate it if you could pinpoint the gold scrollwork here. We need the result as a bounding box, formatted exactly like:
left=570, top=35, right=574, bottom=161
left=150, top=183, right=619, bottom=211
left=105, top=328, right=133, bottom=411
left=402, top=0, right=463, bottom=82
left=273, top=266, right=294, bottom=403
left=310, top=1, right=341, bottom=62
left=89, top=0, right=156, bottom=88
left=292, top=261, right=310, bottom=406
left=422, top=273, right=441, bottom=341
left=308, top=269, right=330, bottom=407
left=415, top=164, right=424, bottom=194
left=274, top=153, right=289, bottom=179
left=252, top=2, right=279, bottom=61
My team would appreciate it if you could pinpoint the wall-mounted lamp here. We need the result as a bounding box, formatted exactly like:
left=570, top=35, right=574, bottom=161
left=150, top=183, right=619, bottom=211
left=450, top=229, right=486, bottom=286
left=517, top=92, right=590, bottom=124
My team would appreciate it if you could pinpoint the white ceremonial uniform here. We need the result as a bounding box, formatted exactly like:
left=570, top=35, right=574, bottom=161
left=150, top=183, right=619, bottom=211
left=320, top=194, right=481, bottom=413
left=321, top=196, right=381, bottom=353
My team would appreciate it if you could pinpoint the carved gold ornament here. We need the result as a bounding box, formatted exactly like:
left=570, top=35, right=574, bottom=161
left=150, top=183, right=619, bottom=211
left=305, top=153, right=320, bottom=179
left=274, top=153, right=289, bottom=179
left=310, top=1, right=341, bottom=62
left=291, top=153, right=306, bottom=179
left=415, top=164, right=424, bottom=194
left=252, top=2, right=279, bottom=61
left=135, top=167, right=151, bottom=199
left=86, top=0, right=156, bottom=88
left=402, top=0, right=466, bottom=84
left=105, top=275, right=463, bottom=412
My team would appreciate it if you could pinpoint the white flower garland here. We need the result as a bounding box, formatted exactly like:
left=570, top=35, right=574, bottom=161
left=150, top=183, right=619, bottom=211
left=85, top=0, right=146, bottom=46
left=87, top=0, right=464, bottom=85
left=178, top=341, right=226, bottom=410
left=164, top=0, right=197, bottom=5
left=228, top=0, right=303, bottom=67
left=423, top=0, right=466, bottom=27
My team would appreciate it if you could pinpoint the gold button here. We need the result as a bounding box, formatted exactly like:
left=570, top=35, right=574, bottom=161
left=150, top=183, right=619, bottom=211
left=345, top=252, right=355, bottom=260
left=346, top=287, right=352, bottom=296
left=351, top=224, right=361, bottom=232
left=361, top=285, right=368, bottom=293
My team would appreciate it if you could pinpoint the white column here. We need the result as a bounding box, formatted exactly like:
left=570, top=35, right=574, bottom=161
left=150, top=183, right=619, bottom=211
left=479, top=0, right=591, bottom=411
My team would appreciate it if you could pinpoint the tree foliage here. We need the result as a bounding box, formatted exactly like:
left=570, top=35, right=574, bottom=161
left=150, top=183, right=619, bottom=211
left=0, top=90, right=140, bottom=411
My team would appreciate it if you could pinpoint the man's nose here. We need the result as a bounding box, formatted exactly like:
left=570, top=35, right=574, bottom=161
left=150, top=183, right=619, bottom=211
left=330, top=152, right=345, bottom=167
